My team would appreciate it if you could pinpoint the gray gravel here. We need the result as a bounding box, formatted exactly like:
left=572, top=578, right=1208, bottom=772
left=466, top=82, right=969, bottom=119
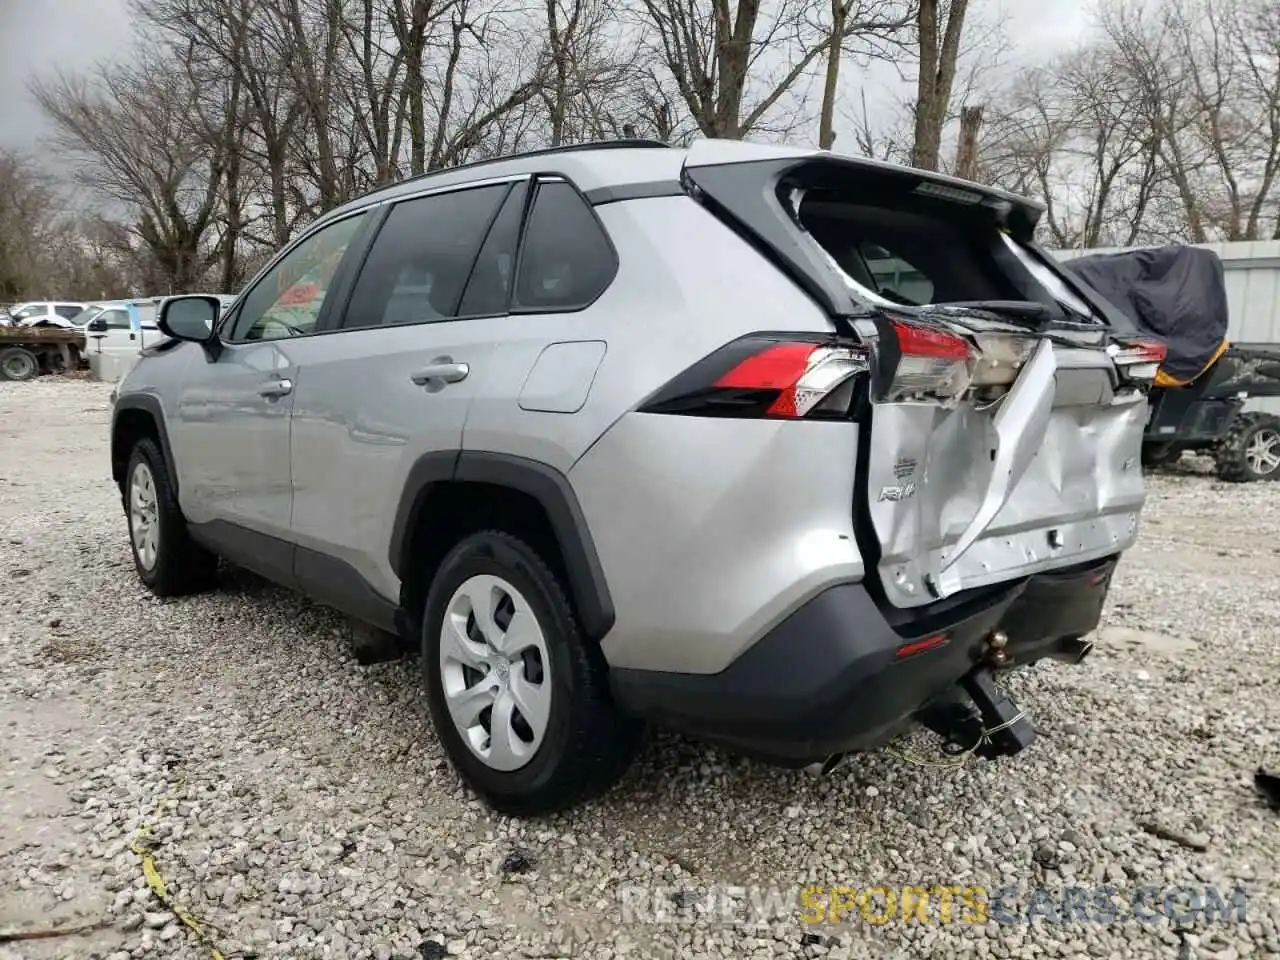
left=1, top=376, right=1278, bottom=960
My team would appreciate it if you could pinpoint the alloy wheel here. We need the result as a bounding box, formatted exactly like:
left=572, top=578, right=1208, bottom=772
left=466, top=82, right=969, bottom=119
left=1246, top=427, right=1280, bottom=477
left=129, top=461, right=160, bottom=570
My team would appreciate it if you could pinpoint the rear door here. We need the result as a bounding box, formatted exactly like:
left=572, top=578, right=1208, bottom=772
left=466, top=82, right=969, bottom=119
left=683, top=146, right=1157, bottom=608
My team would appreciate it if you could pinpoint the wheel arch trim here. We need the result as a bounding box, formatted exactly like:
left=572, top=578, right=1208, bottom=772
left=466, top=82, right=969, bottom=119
left=111, top=394, right=179, bottom=495
left=389, top=450, right=616, bottom=641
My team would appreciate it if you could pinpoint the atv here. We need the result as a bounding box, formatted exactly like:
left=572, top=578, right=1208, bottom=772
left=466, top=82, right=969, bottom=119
left=1062, top=245, right=1280, bottom=481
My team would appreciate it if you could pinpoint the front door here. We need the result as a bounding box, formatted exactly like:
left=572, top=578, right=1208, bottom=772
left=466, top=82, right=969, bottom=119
left=169, top=210, right=373, bottom=562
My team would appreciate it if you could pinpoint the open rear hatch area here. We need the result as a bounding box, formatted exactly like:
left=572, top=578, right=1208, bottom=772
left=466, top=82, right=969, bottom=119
left=681, top=143, right=1165, bottom=609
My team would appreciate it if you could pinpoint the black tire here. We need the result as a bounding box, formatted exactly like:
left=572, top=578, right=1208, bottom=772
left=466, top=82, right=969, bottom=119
left=1214, top=412, right=1280, bottom=482
left=124, top=437, right=219, bottom=595
left=1141, top=442, right=1181, bottom=470
left=0, top=346, right=39, bottom=382
left=421, top=530, right=641, bottom=815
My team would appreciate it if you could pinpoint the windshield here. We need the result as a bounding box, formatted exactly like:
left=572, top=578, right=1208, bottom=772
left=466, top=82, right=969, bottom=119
left=70, top=305, right=107, bottom=325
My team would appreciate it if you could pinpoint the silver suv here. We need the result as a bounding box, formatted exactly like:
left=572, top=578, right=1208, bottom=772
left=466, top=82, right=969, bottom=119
left=109, top=139, right=1163, bottom=814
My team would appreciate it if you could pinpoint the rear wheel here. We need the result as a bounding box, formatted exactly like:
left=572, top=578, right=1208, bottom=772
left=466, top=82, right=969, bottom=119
left=1214, top=412, right=1280, bottom=482
left=124, top=437, right=219, bottom=594
left=421, top=530, right=641, bottom=815
left=0, top=347, right=39, bottom=382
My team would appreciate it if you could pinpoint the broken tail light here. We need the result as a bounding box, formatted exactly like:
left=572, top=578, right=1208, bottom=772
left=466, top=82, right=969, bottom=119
left=1109, top=336, right=1167, bottom=383
left=968, top=332, right=1037, bottom=387
left=872, top=317, right=974, bottom=403
left=638, top=334, right=870, bottom=420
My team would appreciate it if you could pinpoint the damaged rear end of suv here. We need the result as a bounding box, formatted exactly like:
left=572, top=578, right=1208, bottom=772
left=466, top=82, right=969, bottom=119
left=603, top=142, right=1163, bottom=773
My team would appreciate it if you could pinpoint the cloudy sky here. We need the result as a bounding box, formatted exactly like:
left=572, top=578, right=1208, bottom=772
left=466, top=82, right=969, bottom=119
left=0, top=0, right=1095, bottom=153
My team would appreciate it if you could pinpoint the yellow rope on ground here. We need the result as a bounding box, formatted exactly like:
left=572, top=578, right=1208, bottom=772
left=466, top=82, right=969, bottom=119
left=129, top=779, right=226, bottom=960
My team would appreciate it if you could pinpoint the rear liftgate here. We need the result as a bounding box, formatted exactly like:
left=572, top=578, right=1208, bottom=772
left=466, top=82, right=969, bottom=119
left=859, top=312, right=1164, bottom=758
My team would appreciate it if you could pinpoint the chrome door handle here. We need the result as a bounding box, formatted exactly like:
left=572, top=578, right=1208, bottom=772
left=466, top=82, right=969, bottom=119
left=258, top=378, right=293, bottom=398
left=410, top=360, right=469, bottom=386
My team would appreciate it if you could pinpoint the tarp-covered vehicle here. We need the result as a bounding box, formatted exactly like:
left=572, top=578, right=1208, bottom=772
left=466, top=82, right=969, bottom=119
left=1062, top=245, right=1280, bottom=481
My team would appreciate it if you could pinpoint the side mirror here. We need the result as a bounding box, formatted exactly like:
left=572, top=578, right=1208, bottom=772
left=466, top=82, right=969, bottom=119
left=87, top=317, right=109, bottom=333
left=158, top=295, right=222, bottom=359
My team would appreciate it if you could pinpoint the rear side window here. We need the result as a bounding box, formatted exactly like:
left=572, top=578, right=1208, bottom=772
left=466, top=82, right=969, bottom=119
left=456, top=181, right=527, bottom=318
left=513, top=180, right=615, bottom=312
left=54, top=305, right=83, bottom=319
left=342, top=183, right=509, bottom=329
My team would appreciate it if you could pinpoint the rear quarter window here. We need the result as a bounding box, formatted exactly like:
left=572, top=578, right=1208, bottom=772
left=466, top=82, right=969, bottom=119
left=513, top=180, right=616, bottom=313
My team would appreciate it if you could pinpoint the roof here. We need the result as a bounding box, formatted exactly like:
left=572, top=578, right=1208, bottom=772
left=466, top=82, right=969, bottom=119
left=323, top=140, right=681, bottom=224
left=315, top=137, right=1043, bottom=229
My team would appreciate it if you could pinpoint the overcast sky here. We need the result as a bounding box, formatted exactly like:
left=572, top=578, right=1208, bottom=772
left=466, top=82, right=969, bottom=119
left=0, top=0, right=1094, bottom=154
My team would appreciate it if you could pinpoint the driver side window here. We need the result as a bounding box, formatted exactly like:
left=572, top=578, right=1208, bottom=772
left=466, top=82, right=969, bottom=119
left=230, top=212, right=368, bottom=342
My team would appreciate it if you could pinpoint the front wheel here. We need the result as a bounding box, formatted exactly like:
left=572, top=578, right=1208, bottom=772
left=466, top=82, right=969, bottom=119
left=421, top=530, right=641, bottom=815
left=124, top=437, right=219, bottom=595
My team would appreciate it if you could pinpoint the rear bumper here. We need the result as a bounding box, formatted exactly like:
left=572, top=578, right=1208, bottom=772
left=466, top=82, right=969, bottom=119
left=608, top=555, right=1117, bottom=763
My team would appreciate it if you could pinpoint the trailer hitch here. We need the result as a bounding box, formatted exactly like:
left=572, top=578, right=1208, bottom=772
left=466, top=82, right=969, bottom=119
left=918, top=667, right=1036, bottom=759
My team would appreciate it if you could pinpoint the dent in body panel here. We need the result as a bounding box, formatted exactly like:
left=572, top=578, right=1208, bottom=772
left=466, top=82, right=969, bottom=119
left=867, top=358, right=1147, bottom=608
left=518, top=340, right=607, bottom=413
left=569, top=412, right=864, bottom=675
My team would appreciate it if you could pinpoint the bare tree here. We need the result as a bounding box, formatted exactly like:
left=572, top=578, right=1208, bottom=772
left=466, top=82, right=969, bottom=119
left=0, top=151, right=68, bottom=300
left=912, top=0, right=970, bottom=170
left=31, top=46, right=227, bottom=292
left=952, top=103, right=982, bottom=179
left=638, top=0, right=912, bottom=141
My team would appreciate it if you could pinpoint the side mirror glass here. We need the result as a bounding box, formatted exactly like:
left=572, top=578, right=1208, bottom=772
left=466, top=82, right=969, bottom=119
left=158, top=296, right=220, bottom=343
left=87, top=317, right=109, bottom=333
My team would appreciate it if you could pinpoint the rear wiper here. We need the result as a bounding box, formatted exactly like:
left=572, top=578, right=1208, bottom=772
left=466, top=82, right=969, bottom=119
left=931, top=300, right=1053, bottom=322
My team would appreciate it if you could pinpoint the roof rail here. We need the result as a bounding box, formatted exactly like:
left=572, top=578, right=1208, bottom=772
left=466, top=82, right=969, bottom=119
left=346, top=138, right=673, bottom=206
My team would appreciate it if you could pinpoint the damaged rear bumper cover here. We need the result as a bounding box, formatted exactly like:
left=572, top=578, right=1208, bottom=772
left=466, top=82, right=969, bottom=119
left=608, top=555, right=1116, bottom=764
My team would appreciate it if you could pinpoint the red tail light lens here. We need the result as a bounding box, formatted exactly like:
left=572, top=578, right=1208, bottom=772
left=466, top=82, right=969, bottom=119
left=873, top=317, right=973, bottom=403
left=639, top=335, right=870, bottom=420
left=1109, top=336, right=1167, bottom=382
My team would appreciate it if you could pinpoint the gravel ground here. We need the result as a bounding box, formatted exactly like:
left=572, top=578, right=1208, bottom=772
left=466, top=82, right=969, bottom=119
left=1, top=376, right=1278, bottom=960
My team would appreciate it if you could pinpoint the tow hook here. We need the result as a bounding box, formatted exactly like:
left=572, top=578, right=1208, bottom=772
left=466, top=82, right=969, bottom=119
left=983, top=629, right=1010, bottom=668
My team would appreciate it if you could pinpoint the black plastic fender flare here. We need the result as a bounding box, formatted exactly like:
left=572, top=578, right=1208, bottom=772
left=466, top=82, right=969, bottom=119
left=389, top=450, right=616, bottom=641
left=111, top=393, right=180, bottom=495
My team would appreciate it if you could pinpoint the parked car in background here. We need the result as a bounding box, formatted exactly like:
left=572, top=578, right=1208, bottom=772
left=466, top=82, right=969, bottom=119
left=10, top=301, right=87, bottom=328
left=109, top=138, right=1163, bottom=815
left=80, top=299, right=163, bottom=354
